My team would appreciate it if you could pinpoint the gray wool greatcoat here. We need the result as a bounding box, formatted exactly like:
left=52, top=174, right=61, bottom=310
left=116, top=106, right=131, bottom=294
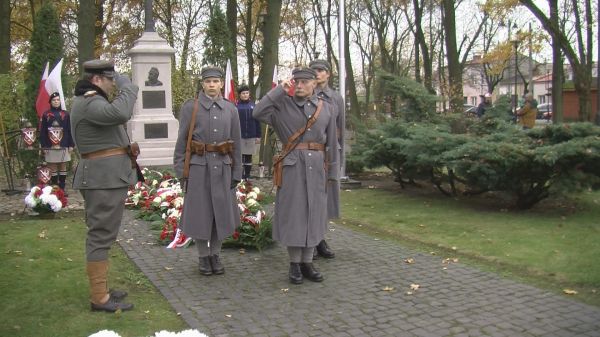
left=315, top=85, right=345, bottom=219
left=173, top=92, right=242, bottom=241
left=253, top=85, right=338, bottom=247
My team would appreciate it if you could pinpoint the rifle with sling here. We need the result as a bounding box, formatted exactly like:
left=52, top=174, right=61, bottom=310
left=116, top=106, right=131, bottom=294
left=182, top=98, right=199, bottom=192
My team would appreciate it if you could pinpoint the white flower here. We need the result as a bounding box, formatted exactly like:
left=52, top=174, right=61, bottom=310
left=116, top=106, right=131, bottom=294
left=152, top=197, right=162, bottom=206
left=252, top=187, right=260, bottom=194
left=24, top=195, right=37, bottom=208
left=247, top=191, right=258, bottom=200
left=246, top=198, right=258, bottom=207
left=88, top=330, right=122, bottom=337
left=152, top=179, right=159, bottom=186
left=41, top=185, right=53, bottom=194
left=172, top=197, right=184, bottom=209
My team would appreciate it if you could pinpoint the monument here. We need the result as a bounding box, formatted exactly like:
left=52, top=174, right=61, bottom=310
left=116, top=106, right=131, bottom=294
left=126, top=0, right=178, bottom=166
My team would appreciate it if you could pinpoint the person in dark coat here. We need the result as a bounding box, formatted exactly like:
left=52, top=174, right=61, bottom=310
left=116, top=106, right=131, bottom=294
left=173, top=66, right=242, bottom=276
left=70, top=59, right=139, bottom=312
left=39, top=92, right=75, bottom=192
left=236, top=85, right=261, bottom=180
left=476, top=93, right=492, bottom=118
left=253, top=67, right=338, bottom=284
left=310, top=59, right=344, bottom=259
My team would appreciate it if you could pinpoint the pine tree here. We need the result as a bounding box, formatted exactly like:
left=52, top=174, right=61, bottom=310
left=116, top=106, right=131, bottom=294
left=202, top=3, right=233, bottom=68
left=24, top=3, right=64, bottom=125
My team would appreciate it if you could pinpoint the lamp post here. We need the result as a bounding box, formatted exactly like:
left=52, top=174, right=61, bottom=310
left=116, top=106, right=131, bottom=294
left=511, top=39, right=520, bottom=113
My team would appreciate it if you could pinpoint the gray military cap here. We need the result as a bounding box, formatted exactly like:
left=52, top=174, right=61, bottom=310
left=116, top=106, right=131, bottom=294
left=83, top=59, right=115, bottom=78
left=309, top=59, right=331, bottom=72
left=292, top=67, right=317, bottom=80
left=201, top=66, right=224, bottom=79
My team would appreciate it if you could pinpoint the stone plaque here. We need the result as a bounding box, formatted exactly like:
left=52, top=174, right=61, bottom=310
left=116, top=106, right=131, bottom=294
left=142, top=91, right=166, bottom=109
left=144, top=123, right=168, bottom=139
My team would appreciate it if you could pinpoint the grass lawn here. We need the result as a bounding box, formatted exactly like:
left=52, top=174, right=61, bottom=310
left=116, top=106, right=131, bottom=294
left=0, top=211, right=188, bottom=337
left=340, top=176, right=600, bottom=307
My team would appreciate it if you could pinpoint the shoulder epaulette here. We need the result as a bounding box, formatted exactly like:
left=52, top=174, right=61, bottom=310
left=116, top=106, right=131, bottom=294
left=84, top=91, right=97, bottom=98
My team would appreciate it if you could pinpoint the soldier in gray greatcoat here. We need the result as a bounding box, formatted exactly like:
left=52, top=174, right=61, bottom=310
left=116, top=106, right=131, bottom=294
left=253, top=67, right=338, bottom=284
left=173, top=67, right=242, bottom=276
left=70, top=59, right=138, bottom=312
left=310, top=59, right=345, bottom=259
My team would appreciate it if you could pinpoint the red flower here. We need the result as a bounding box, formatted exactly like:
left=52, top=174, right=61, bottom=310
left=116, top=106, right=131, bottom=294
left=232, top=231, right=240, bottom=240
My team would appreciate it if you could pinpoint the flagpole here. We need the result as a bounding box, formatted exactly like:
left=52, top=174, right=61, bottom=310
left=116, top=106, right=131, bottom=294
left=338, top=0, right=346, bottom=179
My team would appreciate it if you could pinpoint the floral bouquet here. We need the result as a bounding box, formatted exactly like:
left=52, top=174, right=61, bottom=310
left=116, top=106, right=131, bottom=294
left=223, top=180, right=273, bottom=251
left=24, top=185, right=68, bottom=213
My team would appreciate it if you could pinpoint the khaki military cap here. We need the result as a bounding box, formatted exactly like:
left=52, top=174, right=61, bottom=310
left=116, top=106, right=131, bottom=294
left=309, top=59, right=331, bottom=72
left=201, top=66, right=224, bottom=79
left=292, top=67, right=317, bottom=80
left=83, top=59, right=115, bottom=78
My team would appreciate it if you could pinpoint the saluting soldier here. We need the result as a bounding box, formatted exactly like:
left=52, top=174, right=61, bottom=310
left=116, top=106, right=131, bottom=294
left=253, top=67, right=338, bottom=284
left=309, top=59, right=344, bottom=259
left=70, top=59, right=139, bottom=312
left=173, top=66, right=242, bottom=276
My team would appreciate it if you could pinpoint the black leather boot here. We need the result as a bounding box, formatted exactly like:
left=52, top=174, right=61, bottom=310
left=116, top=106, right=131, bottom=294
left=289, top=262, right=303, bottom=284
left=91, top=294, right=134, bottom=312
left=109, top=289, right=128, bottom=301
left=198, top=256, right=212, bottom=276
left=210, top=255, right=224, bottom=275
left=50, top=175, right=58, bottom=186
left=316, top=240, right=335, bottom=258
left=300, top=262, right=324, bottom=282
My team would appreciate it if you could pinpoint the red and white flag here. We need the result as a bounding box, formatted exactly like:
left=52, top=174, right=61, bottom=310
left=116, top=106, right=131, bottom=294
left=35, top=62, right=50, bottom=119
left=272, top=65, right=278, bottom=89
left=45, top=58, right=66, bottom=110
left=224, top=59, right=235, bottom=102
left=35, top=59, right=65, bottom=119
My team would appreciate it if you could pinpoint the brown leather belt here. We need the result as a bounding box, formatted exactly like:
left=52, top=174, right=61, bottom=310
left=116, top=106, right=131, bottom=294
left=283, top=142, right=325, bottom=152
left=190, top=140, right=234, bottom=156
left=81, top=147, right=128, bottom=159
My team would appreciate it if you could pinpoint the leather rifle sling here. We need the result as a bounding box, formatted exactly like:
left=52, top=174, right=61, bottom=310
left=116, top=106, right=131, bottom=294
left=182, top=98, right=199, bottom=181
left=272, top=99, right=323, bottom=187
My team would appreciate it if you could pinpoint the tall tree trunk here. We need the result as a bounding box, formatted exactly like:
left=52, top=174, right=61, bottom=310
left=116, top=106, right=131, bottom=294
left=0, top=0, right=10, bottom=74
left=442, top=0, right=463, bottom=112
left=550, top=0, right=563, bottom=123
left=78, top=0, right=96, bottom=72
left=242, top=1, right=256, bottom=94
left=344, top=7, right=360, bottom=126
left=413, top=0, right=434, bottom=93
left=226, top=0, right=238, bottom=82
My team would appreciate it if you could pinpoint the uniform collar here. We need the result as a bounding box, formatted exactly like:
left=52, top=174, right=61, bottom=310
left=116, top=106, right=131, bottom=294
left=315, top=85, right=332, bottom=98
left=199, top=92, right=225, bottom=110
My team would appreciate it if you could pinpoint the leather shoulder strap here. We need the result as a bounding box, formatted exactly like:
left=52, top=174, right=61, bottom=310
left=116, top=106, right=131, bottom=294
left=183, top=98, right=199, bottom=179
left=274, top=98, right=323, bottom=165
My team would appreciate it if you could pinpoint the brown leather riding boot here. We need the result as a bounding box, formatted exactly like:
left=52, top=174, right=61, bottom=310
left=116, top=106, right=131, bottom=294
left=87, top=260, right=133, bottom=312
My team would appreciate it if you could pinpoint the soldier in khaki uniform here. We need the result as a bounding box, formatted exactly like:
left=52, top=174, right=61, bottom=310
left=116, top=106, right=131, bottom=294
left=310, top=59, right=344, bottom=259
left=173, top=67, right=242, bottom=276
left=70, top=59, right=139, bottom=312
left=253, top=67, right=338, bottom=284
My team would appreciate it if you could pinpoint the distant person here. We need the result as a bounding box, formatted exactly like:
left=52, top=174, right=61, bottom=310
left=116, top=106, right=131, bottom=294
left=145, top=67, right=163, bottom=86
left=476, top=93, right=492, bottom=118
left=39, top=92, right=75, bottom=192
left=516, top=93, right=537, bottom=129
left=236, top=85, right=261, bottom=180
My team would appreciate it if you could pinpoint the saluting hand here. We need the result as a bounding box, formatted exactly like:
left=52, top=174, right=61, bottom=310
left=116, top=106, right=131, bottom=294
left=281, top=78, right=294, bottom=91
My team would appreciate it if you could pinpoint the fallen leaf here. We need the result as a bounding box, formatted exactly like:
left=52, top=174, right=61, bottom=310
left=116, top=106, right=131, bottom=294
left=563, top=289, right=578, bottom=295
left=38, top=229, right=48, bottom=239
left=238, top=248, right=246, bottom=255
left=410, top=284, right=420, bottom=290
left=225, top=314, right=232, bottom=318
left=404, top=258, right=414, bottom=264
left=144, top=310, right=150, bottom=314
left=418, top=224, right=425, bottom=227
left=164, top=266, right=173, bottom=271
left=281, top=288, right=289, bottom=293
left=382, top=286, right=394, bottom=291
left=451, top=246, right=457, bottom=251
left=66, top=258, right=73, bottom=262
left=406, top=291, right=413, bottom=295
left=368, top=185, right=375, bottom=189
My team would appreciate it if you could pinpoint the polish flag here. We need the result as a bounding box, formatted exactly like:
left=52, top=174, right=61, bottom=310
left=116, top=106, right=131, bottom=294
left=34, top=59, right=66, bottom=119
left=224, top=59, right=235, bottom=102
left=272, top=65, right=278, bottom=88
left=35, top=62, right=50, bottom=119
left=45, top=58, right=66, bottom=110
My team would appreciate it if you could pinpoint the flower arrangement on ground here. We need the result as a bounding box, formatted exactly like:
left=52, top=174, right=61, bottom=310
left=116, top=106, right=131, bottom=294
left=126, top=168, right=273, bottom=250
left=24, top=185, right=68, bottom=214
left=223, top=180, right=273, bottom=251
left=88, top=329, right=208, bottom=337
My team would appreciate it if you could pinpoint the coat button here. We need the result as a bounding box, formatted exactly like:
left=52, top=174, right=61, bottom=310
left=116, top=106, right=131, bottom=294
left=213, top=116, right=217, bottom=119
left=214, top=166, right=217, bottom=169
left=308, top=153, right=312, bottom=156
left=307, top=128, right=311, bottom=131
left=308, top=115, right=312, bottom=118
left=213, top=129, right=217, bottom=132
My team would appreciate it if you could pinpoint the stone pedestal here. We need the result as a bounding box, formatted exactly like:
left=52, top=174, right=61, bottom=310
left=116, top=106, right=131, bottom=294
left=127, top=31, right=178, bottom=166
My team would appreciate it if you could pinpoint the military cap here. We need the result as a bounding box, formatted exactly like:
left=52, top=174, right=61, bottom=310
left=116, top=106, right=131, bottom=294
left=201, top=66, right=224, bottom=79
left=48, top=92, right=60, bottom=103
left=238, top=84, right=250, bottom=94
left=292, top=67, right=317, bottom=80
left=309, top=59, right=331, bottom=72
left=83, top=59, right=115, bottom=78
